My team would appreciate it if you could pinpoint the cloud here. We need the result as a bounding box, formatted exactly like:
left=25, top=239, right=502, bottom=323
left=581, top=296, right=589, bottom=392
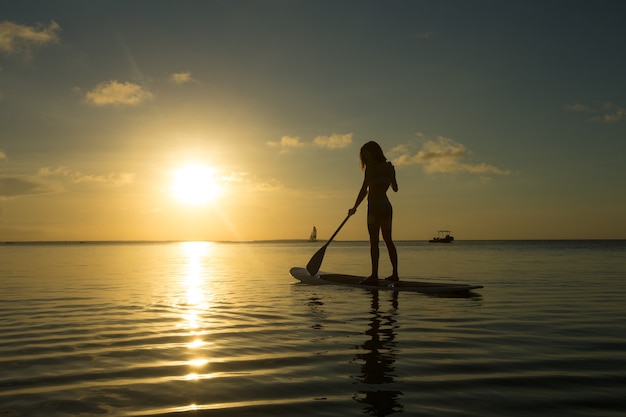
left=267, top=136, right=306, bottom=154
left=0, top=149, right=7, bottom=160
left=84, top=80, right=152, bottom=106
left=0, top=20, right=61, bottom=57
left=0, top=166, right=135, bottom=200
left=169, top=71, right=195, bottom=84
left=37, top=166, right=135, bottom=186
left=566, top=101, right=626, bottom=123
left=389, top=135, right=511, bottom=175
left=251, top=178, right=284, bottom=193
left=211, top=170, right=283, bottom=193
left=268, top=133, right=352, bottom=154
left=0, top=175, right=62, bottom=200
left=313, top=133, right=352, bottom=149
left=600, top=103, right=626, bottom=123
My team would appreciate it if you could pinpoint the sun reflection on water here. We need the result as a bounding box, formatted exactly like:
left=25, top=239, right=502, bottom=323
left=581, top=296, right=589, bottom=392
left=187, top=338, right=205, bottom=349
left=188, top=358, right=209, bottom=367
left=178, top=241, right=213, bottom=382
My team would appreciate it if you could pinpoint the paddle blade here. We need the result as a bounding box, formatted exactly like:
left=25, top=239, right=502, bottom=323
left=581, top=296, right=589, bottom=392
left=305, top=214, right=350, bottom=276
left=306, top=245, right=327, bottom=276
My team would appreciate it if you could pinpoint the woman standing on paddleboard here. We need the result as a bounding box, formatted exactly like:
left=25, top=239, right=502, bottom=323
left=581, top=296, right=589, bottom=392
left=348, top=141, right=399, bottom=285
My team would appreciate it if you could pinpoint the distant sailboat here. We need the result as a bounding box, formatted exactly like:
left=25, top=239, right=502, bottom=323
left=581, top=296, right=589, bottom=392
left=309, top=226, right=317, bottom=242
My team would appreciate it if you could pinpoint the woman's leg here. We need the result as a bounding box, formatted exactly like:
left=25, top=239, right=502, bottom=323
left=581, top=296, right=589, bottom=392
left=367, top=216, right=381, bottom=278
left=381, top=216, right=398, bottom=278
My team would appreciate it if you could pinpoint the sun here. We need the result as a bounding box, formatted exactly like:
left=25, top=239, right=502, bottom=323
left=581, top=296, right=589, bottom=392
left=171, top=164, right=223, bottom=206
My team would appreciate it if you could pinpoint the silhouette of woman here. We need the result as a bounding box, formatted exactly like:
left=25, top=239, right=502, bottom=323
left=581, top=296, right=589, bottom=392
left=348, top=141, right=399, bottom=285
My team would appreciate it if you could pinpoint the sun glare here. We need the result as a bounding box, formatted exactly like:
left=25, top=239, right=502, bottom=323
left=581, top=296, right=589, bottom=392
left=171, top=164, right=222, bottom=206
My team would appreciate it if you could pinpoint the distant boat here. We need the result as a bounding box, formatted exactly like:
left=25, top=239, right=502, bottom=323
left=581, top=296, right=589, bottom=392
left=429, top=230, right=454, bottom=243
left=309, top=226, right=317, bottom=242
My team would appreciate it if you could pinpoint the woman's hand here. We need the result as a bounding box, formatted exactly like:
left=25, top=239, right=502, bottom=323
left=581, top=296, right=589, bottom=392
left=348, top=207, right=357, bottom=216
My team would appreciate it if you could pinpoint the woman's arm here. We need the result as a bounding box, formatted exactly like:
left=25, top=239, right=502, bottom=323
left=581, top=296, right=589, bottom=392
left=391, top=164, right=398, bottom=192
left=348, top=174, right=369, bottom=216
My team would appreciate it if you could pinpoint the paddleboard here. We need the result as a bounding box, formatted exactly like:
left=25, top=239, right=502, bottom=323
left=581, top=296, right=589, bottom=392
left=290, top=267, right=483, bottom=295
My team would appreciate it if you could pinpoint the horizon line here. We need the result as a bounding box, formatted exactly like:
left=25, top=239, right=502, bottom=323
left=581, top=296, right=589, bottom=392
left=3, top=238, right=625, bottom=245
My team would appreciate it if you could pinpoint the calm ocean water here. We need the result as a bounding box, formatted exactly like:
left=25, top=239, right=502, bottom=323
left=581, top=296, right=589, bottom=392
left=1, top=240, right=625, bottom=417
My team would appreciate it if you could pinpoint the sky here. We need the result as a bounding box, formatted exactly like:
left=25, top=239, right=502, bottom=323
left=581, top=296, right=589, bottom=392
left=1, top=0, right=625, bottom=242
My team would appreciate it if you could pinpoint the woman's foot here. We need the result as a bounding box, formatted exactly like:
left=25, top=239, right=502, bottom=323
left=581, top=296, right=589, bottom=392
left=385, top=275, right=399, bottom=282
left=360, top=276, right=379, bottom=285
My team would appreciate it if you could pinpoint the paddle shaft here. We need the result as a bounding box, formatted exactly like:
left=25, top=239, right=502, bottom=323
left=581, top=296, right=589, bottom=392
left=326, top=214, right=351, bottom=245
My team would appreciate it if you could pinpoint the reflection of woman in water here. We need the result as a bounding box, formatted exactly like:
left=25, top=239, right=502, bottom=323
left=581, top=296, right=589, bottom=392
left=353, top=290, right=402, bottom=416
left=348, top=141, right=399, bottom=285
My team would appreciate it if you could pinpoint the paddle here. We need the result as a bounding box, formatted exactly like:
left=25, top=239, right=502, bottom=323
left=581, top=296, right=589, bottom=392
left=306, top=214, right=352, bottom=276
